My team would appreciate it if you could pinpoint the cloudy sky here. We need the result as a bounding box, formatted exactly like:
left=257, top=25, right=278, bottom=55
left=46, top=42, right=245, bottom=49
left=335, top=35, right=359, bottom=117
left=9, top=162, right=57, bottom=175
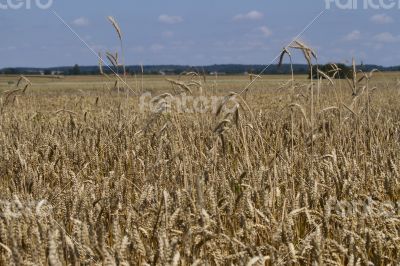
left=1, top=0, right=400, bottom=67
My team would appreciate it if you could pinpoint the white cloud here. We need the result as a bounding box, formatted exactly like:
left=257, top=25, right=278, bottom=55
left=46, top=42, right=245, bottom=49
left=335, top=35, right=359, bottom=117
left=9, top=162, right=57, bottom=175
left=373, top=32, right=400, bottom=43
left=162, top=31, right=174, bottom=38
left=158, top=15, right=183, bottom=24
left=259, top=26, right=272, bottom=37
left=343, top=30, right=361, bottom=41
left=72, top=17, right=89, bottom=27
left=370, top=14, right=394, bottom=24
left=234, top=10, right=263, bottom=21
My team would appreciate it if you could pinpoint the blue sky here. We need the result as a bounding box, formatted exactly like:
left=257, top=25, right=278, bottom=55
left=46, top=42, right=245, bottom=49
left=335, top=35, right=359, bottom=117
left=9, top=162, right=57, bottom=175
left=1, top=0, right=400, bottom=67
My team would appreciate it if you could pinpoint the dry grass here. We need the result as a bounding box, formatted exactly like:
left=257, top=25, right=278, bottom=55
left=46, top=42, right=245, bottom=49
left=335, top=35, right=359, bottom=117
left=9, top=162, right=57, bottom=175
left=0, top=67, right=399, bottom=265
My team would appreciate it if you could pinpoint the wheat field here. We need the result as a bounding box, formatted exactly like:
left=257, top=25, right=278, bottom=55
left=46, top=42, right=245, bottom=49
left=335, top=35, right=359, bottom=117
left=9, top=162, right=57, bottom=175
left=0, top=64, right=399, bottom=265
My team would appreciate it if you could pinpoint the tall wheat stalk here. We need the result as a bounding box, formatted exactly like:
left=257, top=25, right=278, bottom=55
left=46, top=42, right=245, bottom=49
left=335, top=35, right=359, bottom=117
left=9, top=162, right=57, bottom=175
left=107, top=16, right=127, bottom=93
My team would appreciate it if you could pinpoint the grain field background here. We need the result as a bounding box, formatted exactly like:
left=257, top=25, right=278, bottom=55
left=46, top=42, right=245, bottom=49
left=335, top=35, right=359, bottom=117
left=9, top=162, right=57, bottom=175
left=0, top=65, right=400, bottom=265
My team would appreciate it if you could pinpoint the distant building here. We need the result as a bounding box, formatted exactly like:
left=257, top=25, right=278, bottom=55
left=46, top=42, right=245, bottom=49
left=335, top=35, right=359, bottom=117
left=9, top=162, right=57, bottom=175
left=209, top=72, right=226, bottom=75
left=51, top=71, right=64, bottom=75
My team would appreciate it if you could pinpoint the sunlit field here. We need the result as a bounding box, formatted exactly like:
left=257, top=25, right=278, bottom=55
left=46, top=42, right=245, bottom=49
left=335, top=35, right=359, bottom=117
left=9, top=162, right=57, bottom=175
left=0, top=69, right=400, bottom=265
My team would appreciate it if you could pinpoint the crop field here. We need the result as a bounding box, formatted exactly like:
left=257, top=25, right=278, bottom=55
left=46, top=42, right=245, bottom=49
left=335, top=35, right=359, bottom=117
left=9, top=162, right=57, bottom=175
left=0, top=68, right=399, bottom=265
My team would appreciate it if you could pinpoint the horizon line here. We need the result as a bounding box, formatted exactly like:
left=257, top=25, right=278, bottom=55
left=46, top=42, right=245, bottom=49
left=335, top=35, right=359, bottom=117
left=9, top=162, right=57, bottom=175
left=1, top=62, right=400, bottom=69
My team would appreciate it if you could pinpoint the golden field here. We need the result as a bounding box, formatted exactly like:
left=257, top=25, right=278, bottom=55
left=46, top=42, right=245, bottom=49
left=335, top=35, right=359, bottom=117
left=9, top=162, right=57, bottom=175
left=0, top=71, right=400, bottom=265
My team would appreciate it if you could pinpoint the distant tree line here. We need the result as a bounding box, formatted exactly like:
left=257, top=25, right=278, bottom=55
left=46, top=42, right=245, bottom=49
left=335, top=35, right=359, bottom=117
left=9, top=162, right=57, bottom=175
left=1, top=64, right=399, bottom=76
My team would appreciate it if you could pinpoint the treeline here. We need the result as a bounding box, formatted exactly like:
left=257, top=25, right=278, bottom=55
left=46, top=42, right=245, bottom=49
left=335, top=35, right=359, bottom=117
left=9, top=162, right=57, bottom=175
left=1, top=64, right=399, bottom=76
